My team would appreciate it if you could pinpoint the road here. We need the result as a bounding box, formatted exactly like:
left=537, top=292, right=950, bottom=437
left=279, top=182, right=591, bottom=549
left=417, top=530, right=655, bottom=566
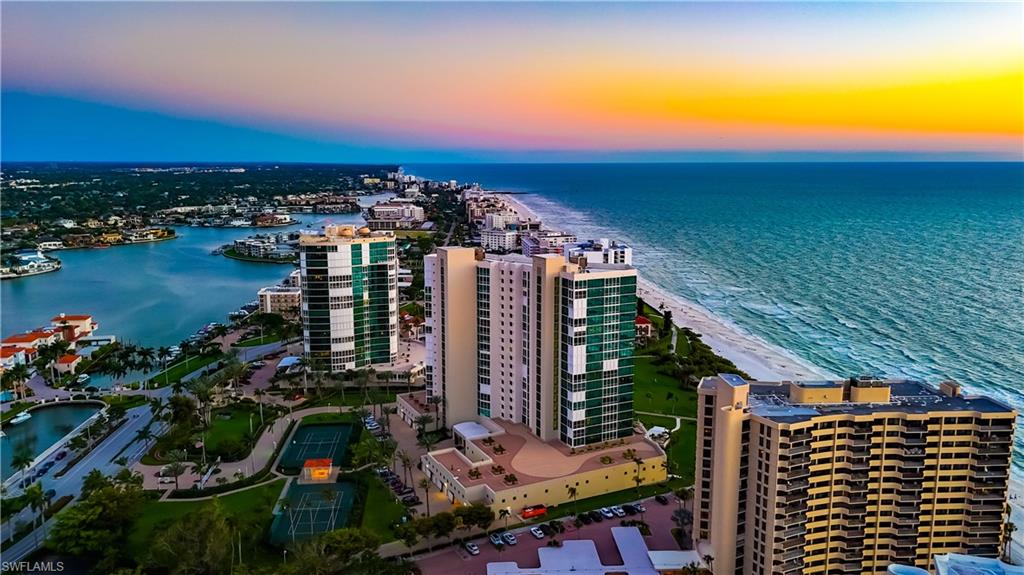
left=1, top=392, right=170, bottom=563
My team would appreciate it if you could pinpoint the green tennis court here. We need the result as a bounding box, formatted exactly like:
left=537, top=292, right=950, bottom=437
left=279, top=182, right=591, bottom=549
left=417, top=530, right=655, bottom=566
left=277, top=423, right=354, bottom=475
left=270, top=481, right=355, bottom=545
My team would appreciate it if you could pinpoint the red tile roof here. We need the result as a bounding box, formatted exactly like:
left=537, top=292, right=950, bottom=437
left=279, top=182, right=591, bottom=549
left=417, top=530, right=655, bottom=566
left=2, top=330, right=55, bottom=344
left=57, top=354, right=81, bottom=364
left=0, top=348, right=23, bottom=358
left=635, top=316, right=653, bottom=325
left=303, top=458, right=333, bottom=468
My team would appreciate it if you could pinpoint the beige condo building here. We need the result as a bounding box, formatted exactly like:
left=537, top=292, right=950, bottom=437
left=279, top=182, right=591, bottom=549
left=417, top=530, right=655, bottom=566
left=410, top=246, right=666, bottom=515
left=695, top=374, right=1015, bottom=575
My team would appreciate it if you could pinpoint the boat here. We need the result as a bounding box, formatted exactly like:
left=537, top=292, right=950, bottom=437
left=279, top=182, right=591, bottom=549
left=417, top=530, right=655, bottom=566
left=9, top=411, right=32, bottom=425
left=76, top=374, right=91, bottom=385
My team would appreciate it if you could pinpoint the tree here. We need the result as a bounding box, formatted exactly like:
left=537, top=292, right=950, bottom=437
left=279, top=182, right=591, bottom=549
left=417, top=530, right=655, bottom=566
left=11, top=448, right=34, bottom=488
left=278, top=528, right=404, bottom=575
left=2, top=363, right=31, bottom=400
left=567, top=486, right=579, bottom=537
left=157, top=346, right=172, bottom=386
left=147, top=499, right=233, bottom=575
left=413, top=414, right=435, bottom=436
left=24, top=483, right=46, bottom=543
left=703, top=554, right=714, bottom=573
left=498, top=507, right=511, bottom=531
left=397, top=450, right=414, bottom=487
left=418, top=477, right=433, bottom=517
left=48, top=480, right=146, bottom=565
left=165, top=449, right=189, bottom=491
left=1004, top=519, right=1017, bottom=562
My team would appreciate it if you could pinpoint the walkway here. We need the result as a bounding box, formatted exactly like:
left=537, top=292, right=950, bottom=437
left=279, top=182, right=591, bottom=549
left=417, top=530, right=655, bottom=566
left=133, top=405, right=345, bottom=491
left=635, top=410, right=696, bottom=433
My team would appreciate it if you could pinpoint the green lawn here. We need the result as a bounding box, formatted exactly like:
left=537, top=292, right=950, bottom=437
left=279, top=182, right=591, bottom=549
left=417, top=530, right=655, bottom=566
left=102, top=394, right=149, bottom=410
left=668, top=420, right=697, bottom=485
left=358, top=472, right=407, bottom=539
left=127, top=478, right=286, bottom=561
left=637, top=413, right=676, bottom=431
left=300, top=390, right=397, bottom=409
left=204, top=403, right=261, bottom=455
left=149, top=353, right=224, bottom=387
left=544, top=483, right=673, bottom=522
left=674, top=328, right=692, bottom=358
left=234, top=334, right=282, bottom=347
left=632, top=357, right=697, bottom=416
left=0, top=402, right=33, bottom=423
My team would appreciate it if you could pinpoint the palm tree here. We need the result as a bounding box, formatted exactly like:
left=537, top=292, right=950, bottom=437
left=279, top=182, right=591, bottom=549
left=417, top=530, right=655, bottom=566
left=149, top=396, right=166, bottom=420
left=166, top=449, right=189, bottom=491
left=1003, top=518, right=1017, bottom=562
left=157, top=346, right=172, bottom=385
left=567, top=486, right=580, bottom=538
left=3, top=364, right=31, bottom=400
left=178, top=340, right=193, bottom=372
left=498, top=507, right=511, bottom=532
left=418, top=477, right=433, bottom=517
left=296, top=356, right=311, bottom=395
left=24, top=483, right=46, bottom=544
left=702, top=555, right=714, bottom=572
left=11, top=449, right=34, bottom=488
left=413, top=414, right=435, bottom=436
left=254, top=388, right=265, bottom=425
left=397, top=450, right=413, bottom=486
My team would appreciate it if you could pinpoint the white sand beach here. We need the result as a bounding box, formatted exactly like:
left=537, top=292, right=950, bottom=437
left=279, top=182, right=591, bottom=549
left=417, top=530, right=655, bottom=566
left=497, top=192, right=829, bottom=382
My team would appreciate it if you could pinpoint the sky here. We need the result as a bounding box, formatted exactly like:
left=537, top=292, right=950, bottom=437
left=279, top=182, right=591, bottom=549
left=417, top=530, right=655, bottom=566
left=2, top=2, right=1022, bottom=163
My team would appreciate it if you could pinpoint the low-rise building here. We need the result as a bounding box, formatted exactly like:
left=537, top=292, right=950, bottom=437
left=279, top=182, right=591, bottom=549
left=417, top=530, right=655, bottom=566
left=480, top=228, right=519, bottom=252
left=365, top=201, right=426, bottom=231
left=55, top=354, right=82, bottom=374
left=257, top=285, right=302, bottom=318
left=566, top=238, right=633, bottom=266
left=520, top=230, right=578, bottom=257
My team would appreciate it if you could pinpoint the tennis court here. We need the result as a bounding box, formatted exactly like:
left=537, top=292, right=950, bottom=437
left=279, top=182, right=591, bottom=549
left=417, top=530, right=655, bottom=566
left=270, top=481, right=355, bottom=545
left=277, top=423, right=354, bottom=475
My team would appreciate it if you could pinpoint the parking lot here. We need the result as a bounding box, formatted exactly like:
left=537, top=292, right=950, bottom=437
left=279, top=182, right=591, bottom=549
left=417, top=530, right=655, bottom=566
left=416, top=494, right=687, bottom=575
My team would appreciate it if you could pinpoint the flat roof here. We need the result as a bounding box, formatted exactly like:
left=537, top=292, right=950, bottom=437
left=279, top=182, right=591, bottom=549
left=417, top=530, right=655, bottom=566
left=702, top=374, right=1015, bottom=423
left=487, top=527, right=658, bottom=575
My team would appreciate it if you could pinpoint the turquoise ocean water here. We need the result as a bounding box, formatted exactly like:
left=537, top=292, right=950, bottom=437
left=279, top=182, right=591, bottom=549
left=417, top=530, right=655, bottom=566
left=411, top=163, right=1024, bottom=466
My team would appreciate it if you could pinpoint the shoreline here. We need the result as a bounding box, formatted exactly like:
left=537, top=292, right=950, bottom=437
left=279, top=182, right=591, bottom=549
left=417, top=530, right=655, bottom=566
left=496, top=192, right=829, bottom=382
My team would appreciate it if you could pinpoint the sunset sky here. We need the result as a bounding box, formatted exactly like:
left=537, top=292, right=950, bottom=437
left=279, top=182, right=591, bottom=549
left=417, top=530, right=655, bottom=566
left=2, top=2, right=1022, bottom=162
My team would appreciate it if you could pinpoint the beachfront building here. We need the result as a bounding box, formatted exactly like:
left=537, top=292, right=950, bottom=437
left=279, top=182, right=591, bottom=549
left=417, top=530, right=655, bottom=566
left=257, top=285, right=302, bottom=319
left=480, top=227, right=519, bottom=253
left=414, top=246, right=664, bottom=514
left=520, top=230, right=578, bottom=257
left=694, top=374, right=1016, bottom=575
left=365, top=201, right=426, bottom=231
left=566, top=238, right=633, bottom=266
left=298, top=224, right=398, bottom=373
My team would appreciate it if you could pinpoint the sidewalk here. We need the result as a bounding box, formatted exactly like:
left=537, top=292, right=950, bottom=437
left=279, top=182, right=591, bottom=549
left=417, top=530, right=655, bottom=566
left=133, top=405, right=348, bottom=491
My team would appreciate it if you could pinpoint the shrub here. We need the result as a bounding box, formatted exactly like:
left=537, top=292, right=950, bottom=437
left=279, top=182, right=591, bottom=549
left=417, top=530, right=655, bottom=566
left=491, top=465, right=505, bottom=475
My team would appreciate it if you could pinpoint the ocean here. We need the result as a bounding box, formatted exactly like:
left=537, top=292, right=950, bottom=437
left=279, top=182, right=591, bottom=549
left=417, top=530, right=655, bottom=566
left=411, top=162, right=1024, bottom=466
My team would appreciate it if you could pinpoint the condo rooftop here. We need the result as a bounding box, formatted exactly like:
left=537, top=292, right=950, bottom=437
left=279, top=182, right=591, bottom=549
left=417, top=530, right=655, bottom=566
left=702, top=374, right=1015, bottom=423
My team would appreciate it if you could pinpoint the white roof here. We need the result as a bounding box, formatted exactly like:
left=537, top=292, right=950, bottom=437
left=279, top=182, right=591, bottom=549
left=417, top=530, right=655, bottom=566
left=645, top=426, right=669, bottom=438
left=453, top=421, right=492, bottom=441
left=648, top=550, right=704, bottom=570
left=487, top=527, right=658, bottom=575
left=277, top=356, right=301, bottom=368
left=932, top=554, right=1024, bottom=575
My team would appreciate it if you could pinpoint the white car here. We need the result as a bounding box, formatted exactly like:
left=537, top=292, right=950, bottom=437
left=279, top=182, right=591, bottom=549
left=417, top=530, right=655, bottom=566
left=600, top=507, right=615, bottom=519
left=489, top=533, right=504, bottom=546
left=611, top=506, right=626, bottom=518
left=634, top=503, right=646, bottom=513
left=502, top=532, right=518, bottom=545
left=530, top=527, right=545, bottom=539
left=158, top=477, right=175, bottom=484
left=465, top=542, right=481, bottom=555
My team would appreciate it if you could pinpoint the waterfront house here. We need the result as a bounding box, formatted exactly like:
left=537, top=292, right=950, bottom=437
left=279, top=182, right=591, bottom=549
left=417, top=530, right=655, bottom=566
left=0, top=348, right=27, bottom=371
left=55, top=354, right=83, bottom=374
left=635, top=315, right=654, bottom=345
left=99, top=231, right=123, bottom=244
left=50, top=314, right=98, bottom=345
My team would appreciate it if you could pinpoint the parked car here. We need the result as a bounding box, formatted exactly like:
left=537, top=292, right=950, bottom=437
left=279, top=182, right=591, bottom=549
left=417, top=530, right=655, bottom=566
left=55, top=451, right=67, bottom=461
left=489, top=533, right=504, bottom=547
left=622, top=504, right=637, bottom=516
left=635, top=503, right=646, bottom=513
left=587, top=510, right=603, bottom=523
left=655, top=494, right=670, bottom=505
left=401, top=495, right=421, bottom=505
left=539, top=524, right=554, bottom=537
left=501, top=532, right=518, bottom=546
left=159, top=477, right=175, bottom=484
left=376, top=467, right=391, bottom=476
left=397, top=487, right=415, bottom=496
left=611, top=506, right=626, bottom=518
left=465, top=542, right=481, bottom=556
left=530, top=527, right=545, bottom=539
left=577, top=513, right=592, bottom=525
